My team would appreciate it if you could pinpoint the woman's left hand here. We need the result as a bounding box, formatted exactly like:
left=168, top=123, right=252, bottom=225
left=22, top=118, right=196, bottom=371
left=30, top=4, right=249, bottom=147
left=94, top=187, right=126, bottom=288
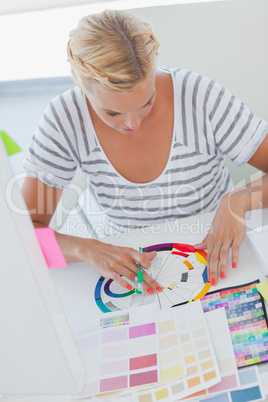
left=195, top=190, right=250, bottom=285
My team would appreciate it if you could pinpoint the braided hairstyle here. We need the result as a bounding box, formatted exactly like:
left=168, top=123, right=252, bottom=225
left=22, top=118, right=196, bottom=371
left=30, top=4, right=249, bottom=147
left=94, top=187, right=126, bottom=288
left=67, top=9, right=160, bottom=94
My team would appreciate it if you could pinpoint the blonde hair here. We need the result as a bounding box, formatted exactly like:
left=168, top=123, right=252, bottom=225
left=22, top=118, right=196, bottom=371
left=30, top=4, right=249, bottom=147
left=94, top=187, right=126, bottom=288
left=67, top=9, right=160, bottom=93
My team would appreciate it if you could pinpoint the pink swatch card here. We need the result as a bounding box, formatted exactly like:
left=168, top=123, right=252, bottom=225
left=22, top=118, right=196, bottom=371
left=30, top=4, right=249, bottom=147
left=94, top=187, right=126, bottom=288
left=35, top=227, right=67, bottom=268
left=74, top=304, right=160, bottom=397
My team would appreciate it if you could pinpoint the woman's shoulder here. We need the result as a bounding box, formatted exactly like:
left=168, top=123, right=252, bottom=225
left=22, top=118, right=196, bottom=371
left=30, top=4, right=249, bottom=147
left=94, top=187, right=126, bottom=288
left=157, top=67, right=223, bottom=111
left=157, top=66, right=213, bottom=87
left=157, top=66, right=200, bottom=77
left=48, top=86, right=85, bottom=111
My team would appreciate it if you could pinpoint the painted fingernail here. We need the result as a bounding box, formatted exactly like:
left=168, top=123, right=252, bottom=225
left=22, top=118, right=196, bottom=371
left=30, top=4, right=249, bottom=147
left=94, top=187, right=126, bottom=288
left=220, top=272, right=226, bottom=279
left=211, top=278, right=216, bottom=286
left=156, top=286, right=162, bottom=292
left=147, top=288, right=153, bottom=295
left=232, top=263, right=237, bottom=268
left=127, top=285, right=132, bottom=290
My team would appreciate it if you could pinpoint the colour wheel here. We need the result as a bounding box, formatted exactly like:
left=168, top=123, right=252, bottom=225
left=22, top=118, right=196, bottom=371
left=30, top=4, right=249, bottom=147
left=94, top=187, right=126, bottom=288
left=94, top=243, right=211, bottom=313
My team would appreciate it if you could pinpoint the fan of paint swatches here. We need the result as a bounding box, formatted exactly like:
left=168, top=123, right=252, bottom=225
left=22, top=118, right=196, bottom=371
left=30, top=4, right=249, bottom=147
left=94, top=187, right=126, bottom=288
left=133, top=300, right=221, bottom=402
left=200, top=281, right=268, bottom=368
left=74, top=304, right=160, bottom=397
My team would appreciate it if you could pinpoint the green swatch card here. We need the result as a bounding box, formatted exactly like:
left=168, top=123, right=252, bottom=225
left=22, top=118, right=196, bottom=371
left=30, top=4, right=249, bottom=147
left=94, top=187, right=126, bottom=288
left=0, top=131, right=21, bottom=156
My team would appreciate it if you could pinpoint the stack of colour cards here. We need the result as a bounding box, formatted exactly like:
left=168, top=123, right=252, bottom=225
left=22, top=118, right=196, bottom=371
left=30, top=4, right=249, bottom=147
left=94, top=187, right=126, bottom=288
left=75, top=304, right=160, bottom=397
left=74, top=280, right=268, bottom=401
left=131, top=306, right=265, bottom=402
left=133, top=301, right=221, bottom=402
left=201, top=281, right=268, bottom=368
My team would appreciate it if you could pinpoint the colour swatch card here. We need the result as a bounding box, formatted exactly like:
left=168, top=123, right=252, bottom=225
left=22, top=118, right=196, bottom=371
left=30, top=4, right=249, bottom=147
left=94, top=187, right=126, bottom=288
left=133, top=301, right=221, bottom=402
left=75, top=304, right=159, bottom=397
left=192, top=366, right=265, bottom=402
left=201, top=281, right=268, bottom=368
left=94, top=313, right=188, bottom=401
left=185, top=307, right=240, bottom=401
left=258, top=362, right=268, bottom=395
left=157, top=311, right=187, bottom=383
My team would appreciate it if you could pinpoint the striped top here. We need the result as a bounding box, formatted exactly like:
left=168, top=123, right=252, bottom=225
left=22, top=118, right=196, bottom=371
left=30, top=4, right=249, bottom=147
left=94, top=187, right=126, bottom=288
left=24, top=67, right=268, bottom=236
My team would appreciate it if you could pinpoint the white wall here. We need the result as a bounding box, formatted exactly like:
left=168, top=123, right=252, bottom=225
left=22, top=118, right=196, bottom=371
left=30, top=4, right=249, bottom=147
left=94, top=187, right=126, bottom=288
left=132, top=0, right=268, bottom=123
left=131, top=0, right=268, bottom=185
left=1, top=0, right=267, bottom=235
left=0, top=79, right=75, bottom=178
left=1, top=0, right=267, bottom=122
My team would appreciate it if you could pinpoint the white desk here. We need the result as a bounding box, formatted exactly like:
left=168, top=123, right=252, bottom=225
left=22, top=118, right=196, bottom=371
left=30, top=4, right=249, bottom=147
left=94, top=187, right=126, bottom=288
left=50, top=209, right=268, bottom=402
left=4, top=210, right=267, bottom=402
left=50, top=209, right=268, bottom=330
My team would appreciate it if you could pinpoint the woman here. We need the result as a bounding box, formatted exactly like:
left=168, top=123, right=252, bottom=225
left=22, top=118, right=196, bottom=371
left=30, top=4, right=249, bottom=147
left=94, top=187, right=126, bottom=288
left=22, top=9, right=268, bottom=292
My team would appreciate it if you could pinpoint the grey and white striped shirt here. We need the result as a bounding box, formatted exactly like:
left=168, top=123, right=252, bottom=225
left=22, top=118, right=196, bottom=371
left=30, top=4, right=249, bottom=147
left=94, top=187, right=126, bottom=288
left=23, top=67, right=268, bottom=236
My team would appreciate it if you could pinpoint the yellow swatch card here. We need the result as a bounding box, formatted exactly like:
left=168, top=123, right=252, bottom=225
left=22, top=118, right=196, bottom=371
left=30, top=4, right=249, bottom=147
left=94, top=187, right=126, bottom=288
left=257, top=280, right=268, bottom=303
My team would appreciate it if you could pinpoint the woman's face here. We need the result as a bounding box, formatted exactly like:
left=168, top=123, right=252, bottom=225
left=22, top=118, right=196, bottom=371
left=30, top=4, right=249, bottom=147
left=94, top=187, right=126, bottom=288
left=87, top=75, right=156, bottom=134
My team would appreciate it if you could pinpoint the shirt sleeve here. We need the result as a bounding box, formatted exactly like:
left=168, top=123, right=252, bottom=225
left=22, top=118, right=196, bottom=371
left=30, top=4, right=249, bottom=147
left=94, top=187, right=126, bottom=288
left=207, top=80, right=268, bottom=166
left=23, top=97, right=80, bottom=189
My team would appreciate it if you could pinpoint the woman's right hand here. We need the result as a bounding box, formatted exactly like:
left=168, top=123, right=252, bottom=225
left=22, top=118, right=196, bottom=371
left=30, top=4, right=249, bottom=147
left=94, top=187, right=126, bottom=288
left=56, top=234, right=162, bottom=294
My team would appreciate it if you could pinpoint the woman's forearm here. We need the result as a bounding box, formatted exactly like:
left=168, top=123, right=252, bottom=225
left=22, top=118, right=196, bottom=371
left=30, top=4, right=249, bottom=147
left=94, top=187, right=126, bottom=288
left=31, top=219, right=90, bottom=263
left=53, top=230, right=95, bottom=263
